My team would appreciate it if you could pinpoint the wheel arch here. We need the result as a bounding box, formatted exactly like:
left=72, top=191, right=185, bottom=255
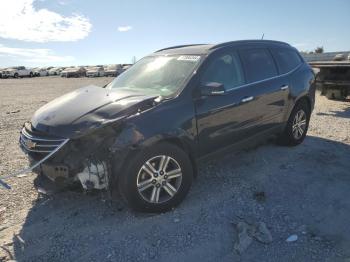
left=158, top=137, right=198, bottom=178
left=111, top=132, right=198, bottom=184
left=295, top=95, right=312, bottom=113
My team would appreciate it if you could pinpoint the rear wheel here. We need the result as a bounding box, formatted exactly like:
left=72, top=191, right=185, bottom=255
left=117, top=143, right=193, bottom=213
left=278, top=100, right=310, bottom=146
left=14, top=73, right=18, bottom=78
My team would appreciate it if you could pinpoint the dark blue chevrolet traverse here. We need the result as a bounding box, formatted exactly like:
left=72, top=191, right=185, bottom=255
left=19, top=40, right=316, bottom=212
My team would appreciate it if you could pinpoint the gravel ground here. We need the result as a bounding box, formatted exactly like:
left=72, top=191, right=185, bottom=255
left=0, top=77, right=349, bottom=262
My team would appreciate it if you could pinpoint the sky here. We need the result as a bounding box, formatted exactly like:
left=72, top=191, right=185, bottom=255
left=0, top=0, right=349, bottom=68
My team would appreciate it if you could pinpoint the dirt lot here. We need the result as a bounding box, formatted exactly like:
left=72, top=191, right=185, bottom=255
left=0, top=77, right=349, bottom=262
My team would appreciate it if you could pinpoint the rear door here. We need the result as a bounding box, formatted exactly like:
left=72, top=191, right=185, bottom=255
left=238, top=48, right=290, bottom=127
left=270, top=48, right=304, bottom=110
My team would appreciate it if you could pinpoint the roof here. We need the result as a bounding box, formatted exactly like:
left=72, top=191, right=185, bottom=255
left=154, top=40, right=291, bottom=55
left=155, top=44, right=214, bottom=55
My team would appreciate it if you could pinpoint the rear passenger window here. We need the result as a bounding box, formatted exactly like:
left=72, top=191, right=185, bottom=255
left=271, top=48, right=302, bottom=74
left=201, top=51, right=245, bottom=90
left=239, top=48, right=278, bottom=83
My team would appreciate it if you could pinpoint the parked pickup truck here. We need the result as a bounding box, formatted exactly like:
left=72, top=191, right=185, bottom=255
left=1, top=66, right=33, bottom=78
left=309, top=61, right=350, bottom=100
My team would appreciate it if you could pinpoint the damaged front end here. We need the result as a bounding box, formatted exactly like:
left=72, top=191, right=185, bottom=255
left=17, top=121, right=121, bottom=191
left=0, top=83, right=162, bottom=190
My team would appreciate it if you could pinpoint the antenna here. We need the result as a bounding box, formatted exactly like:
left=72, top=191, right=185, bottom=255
left=261, top=33, right=265, bottom=40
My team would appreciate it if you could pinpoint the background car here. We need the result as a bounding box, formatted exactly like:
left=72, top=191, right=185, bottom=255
left=104, top=64, right=123, bottom=77
left=86, top=66, right=105, bottom=77
left=48, top=67, right=62, bottom=76
left=333, top=53, right=346, bottom=61
left=60, top=67, right=86, bottom=78
left=33, top=68, right=49, bottom=77
left=121, top=64, right=132, bottom=73
left=1, top=66, right=33, bottom=78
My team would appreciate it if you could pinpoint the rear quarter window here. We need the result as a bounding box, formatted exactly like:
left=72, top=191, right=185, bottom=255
left=239, top=48, right=278, bottom=83
left=271, top=48, right=302, bottom=74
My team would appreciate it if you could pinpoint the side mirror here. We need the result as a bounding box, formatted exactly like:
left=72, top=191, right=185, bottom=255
left=200, top=82, right=225, bottom=96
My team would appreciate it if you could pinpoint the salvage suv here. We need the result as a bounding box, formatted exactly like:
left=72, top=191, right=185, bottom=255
left=17, top=40, right=315, bottom=212
left=2, top=66, right=33, bottom=78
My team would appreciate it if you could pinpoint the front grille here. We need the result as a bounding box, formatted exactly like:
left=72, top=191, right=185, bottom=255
left=20, top=124, right=67, bottom=154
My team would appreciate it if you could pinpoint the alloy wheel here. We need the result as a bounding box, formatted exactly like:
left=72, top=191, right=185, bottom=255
left=136, top=155, right=182, bottom=204
left=292, top=109, right=307, bottom=140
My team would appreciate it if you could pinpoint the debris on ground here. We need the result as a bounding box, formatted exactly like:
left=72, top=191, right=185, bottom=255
left=233, top=220, right=273, bottom=254
left=234, top=221, right=254, bottom=254
left=16, top=174, right=28, bottom=178
left=254, top=222, right=273, bottom=244
left=6, top=110, right=20, bottom=114
left=286, top=234, right=298, bottom=242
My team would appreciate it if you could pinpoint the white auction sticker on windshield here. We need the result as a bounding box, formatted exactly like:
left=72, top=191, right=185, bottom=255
left=177, top=55, right=200, bottom=61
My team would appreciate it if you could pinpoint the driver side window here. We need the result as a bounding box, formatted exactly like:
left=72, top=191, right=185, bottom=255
left=201, top=51, right=245, bottom=90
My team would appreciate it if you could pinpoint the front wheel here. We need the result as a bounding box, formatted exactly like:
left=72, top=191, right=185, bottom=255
left=278, top=100, right=310, bottom=146
left=117, top=143, right=193, bottom=213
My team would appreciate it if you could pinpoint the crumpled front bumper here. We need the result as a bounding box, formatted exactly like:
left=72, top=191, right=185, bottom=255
left=1, top=123, right=112, bottom=190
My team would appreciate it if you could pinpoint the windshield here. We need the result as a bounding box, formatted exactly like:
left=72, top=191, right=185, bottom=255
left=106, top=55, right=201, bottom=96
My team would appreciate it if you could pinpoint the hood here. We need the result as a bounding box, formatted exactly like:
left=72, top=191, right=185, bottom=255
left=31, top=85, right=159, bottom=138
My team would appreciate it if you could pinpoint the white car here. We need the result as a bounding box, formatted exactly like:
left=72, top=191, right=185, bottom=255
left=122, top=64, right=132, bottom=72
left=104, top=64, right=123, bottom=77
left=86, top=66, right=105, bottom=77
left=333, top=54, right=346, bottom=61
left=2, top=66, right=33, bottom=78
left=48, top=67, right=62, bottom=76
left=34, top=68, right=49, bottom=77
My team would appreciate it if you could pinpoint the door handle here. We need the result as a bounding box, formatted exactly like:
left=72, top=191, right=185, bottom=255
left=280, top=85, right=289, bottom=90
left=241, top=96, right=254, bottom=103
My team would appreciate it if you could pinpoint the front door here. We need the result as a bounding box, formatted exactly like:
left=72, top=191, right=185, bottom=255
left=194, top=49, right=267, bottom=156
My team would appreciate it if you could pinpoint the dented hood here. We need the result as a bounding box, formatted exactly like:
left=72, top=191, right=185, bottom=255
left=31, top=85, right=158, bottom=138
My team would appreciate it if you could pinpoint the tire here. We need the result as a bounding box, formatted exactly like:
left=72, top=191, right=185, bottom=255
left=29, top=72, right=33, bottom=78
left=14, top=73, right=18, bottom=78
left=117, top=143, right=193, bottom=213
left=278, top=100, right=310, bottom=146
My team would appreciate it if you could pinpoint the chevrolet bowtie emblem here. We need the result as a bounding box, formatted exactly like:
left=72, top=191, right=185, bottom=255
left=24, top=139, right=36, bottom=149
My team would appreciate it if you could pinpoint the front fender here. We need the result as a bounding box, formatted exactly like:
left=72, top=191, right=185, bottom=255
left=108, top=122, right=196, bottom=179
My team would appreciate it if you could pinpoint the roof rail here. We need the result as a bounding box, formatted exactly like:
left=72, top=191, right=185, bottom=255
left=155, top=44, right=208, bottom=53
left=210, top=40, right=290, bottom=50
